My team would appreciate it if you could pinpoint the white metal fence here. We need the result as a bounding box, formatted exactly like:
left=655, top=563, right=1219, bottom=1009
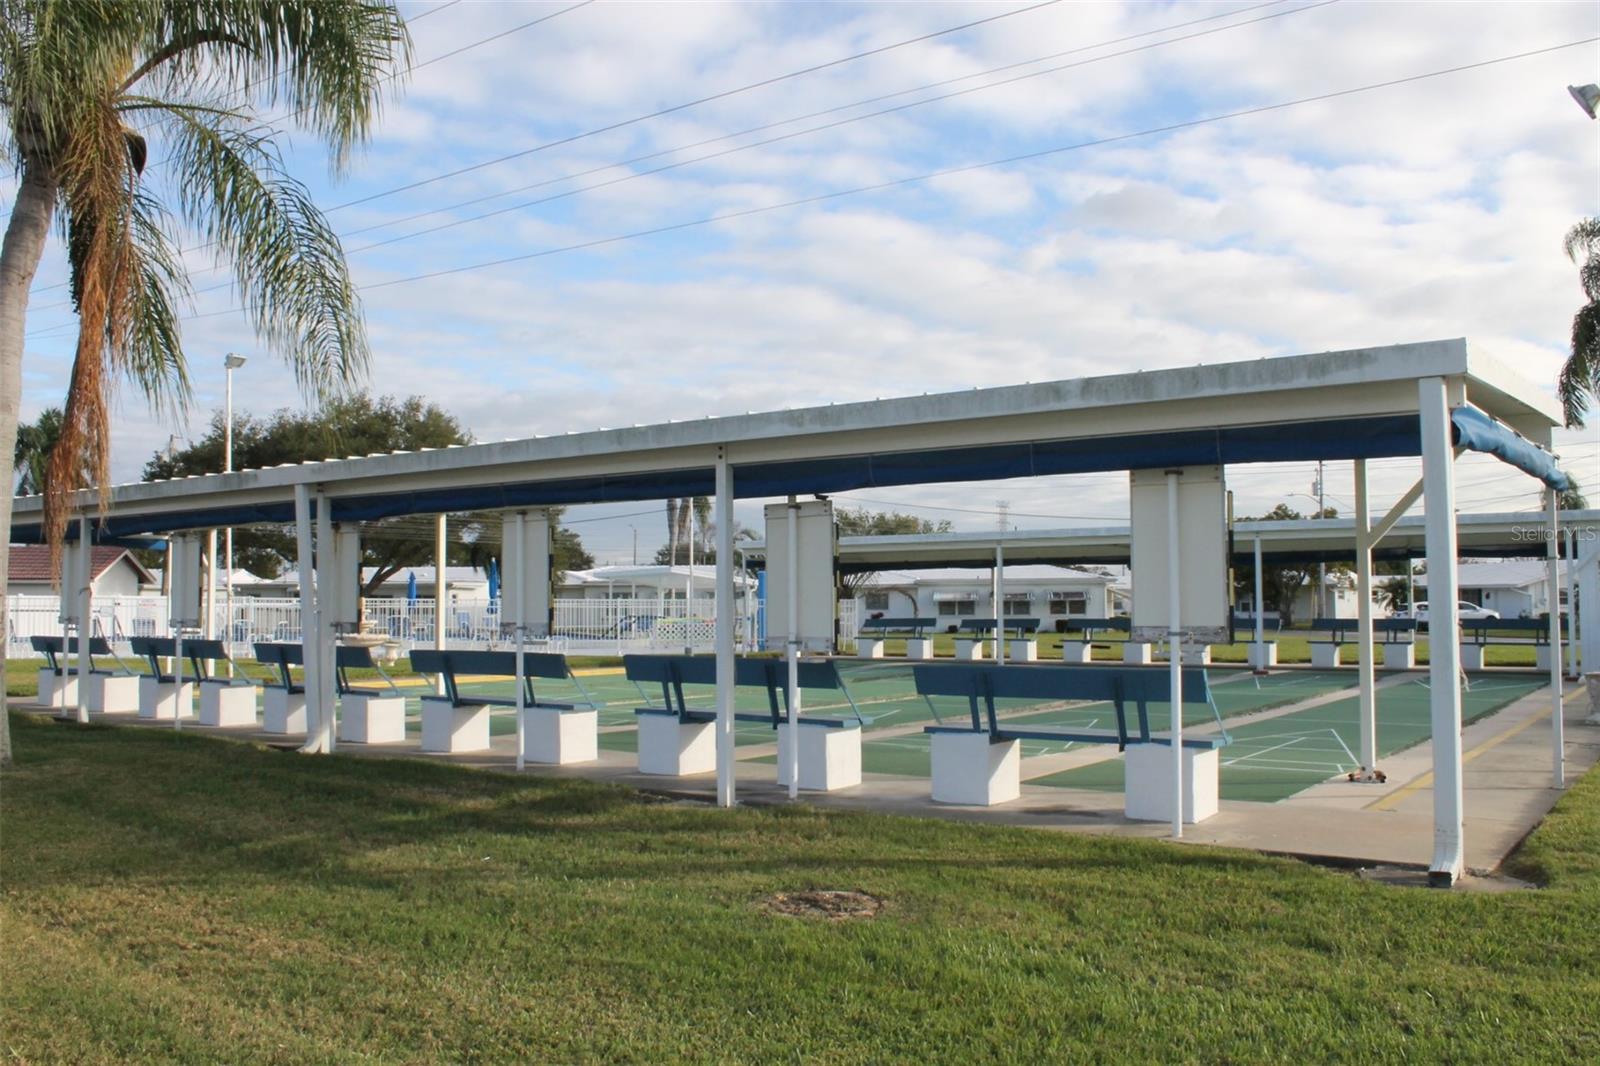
left=5, top=594, right=806, bottom=659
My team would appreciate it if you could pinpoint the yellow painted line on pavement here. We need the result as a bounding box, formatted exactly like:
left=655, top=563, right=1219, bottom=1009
left=1367, top=688, right=1577, bottom=811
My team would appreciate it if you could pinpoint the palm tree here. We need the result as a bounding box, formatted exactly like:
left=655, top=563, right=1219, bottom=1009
left=12, top=406, right=63, bottom=495
left=0, top=2, right=410, bottom=765
left=1561, top=217, right=1600, bottom=426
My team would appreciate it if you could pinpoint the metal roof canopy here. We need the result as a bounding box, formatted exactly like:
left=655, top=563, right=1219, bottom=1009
left=9, top=337, right=1566, bottom=540
left=749, top=510, right=1600, bottom=574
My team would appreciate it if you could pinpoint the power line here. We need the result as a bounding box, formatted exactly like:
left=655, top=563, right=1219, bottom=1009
left=345, top=36, right=1599, bottom=293
left=324, top=0, right=1068, bottom=211
left=23, top=0, right=1325, bottom=318
left=340, top=1, right=1338, bottom=257
left=336, top=0, right=1301, bottom=241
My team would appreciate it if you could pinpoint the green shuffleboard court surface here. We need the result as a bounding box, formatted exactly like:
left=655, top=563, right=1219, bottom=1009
left=1029, top=675, right=1546, bottom=803
left=846, top=668, right=1360, bottom=779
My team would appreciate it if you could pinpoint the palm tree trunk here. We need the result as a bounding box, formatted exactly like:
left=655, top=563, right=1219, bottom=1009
left=0, top=163, right=59, bottom=767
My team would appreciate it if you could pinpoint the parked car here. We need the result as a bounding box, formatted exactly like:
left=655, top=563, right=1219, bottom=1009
left=1395, top=601, right=1501, bottom=624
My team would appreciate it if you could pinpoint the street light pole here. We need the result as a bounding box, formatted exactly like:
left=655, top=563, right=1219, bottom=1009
left=223, top=354, right=247, bottom=669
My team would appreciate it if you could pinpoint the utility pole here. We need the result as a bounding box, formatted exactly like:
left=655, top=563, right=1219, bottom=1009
left=1315, top=464, right=1327, bottom=617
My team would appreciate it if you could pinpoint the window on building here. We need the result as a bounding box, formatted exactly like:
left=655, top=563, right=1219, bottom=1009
left=1049, top=591, right=1088, bottom=616
left=1003, top=595, right=1031, bottom=614
left=864, top=591, right=890, bottom=611
left=937, top=598, right=977, bottom=616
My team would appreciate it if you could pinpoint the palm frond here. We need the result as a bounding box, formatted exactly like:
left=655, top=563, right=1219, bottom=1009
left=162, top=106, right=368, bottom=398
left=120, top=186, right=191, bottom=412
left=1560, top=299, right=1600, bottom=428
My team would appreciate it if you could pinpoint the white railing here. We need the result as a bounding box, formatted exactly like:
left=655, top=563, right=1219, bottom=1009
left=5, top=593, right=775, bottom=658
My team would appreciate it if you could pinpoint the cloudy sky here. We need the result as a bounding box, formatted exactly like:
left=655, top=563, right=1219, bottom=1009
left=14, top=0, right=1600, bottom=562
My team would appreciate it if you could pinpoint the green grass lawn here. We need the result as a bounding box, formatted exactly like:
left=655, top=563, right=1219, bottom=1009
left=3, top=712, right=1597, bottom=1063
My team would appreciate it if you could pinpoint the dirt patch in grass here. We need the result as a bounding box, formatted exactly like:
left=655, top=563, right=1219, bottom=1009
left=760, top=889, right=884, bottom=921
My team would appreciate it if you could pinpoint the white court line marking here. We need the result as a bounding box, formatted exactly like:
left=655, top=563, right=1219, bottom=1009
left=1330, top=729, right=1358, bottom=767
left=1224, top=735, right=1306, bottom=766
left=1226, top=763, right=1347, bottom=775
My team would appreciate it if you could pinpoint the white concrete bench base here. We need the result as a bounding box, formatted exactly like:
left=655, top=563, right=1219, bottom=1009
left=262, top=688, right=308, bottom=734
left=87, top=674, right=140, bottom=714
left=1160, top=646, right=1212, bottom=665
left=1310, top=644, right=1343, bottom=669
left=1460, top=644, right=1486, bottom=672
left=904, top=638, right=934, bottom=661
left=1008, top=639, right=1038, bottom=663
left=636, top=714, right=716, bottom=776
left=1060, top=642, right=1092, bottom=664
left=342, top=693, right=409, bottom=744
left=930, top=732, right=1020, bottom=806
left=1379, top=644, right=1416, bottom=672
left=856, top=638, right=885, bottom=660
left=38, top=672, right=78, bottom=708
left=138, top=678, right=194, bottom=720
left=1535, top=645, right=1556, bottom=672
left=199, top=683, right=257, bottom=727
left=1248, top=642, right=1279, bottom=670
left=521, top=706, right=598, bottom=765
left=776, top=722, right=862, bottom=791
left=1122, top=642, right=1152, bottom=665
left=420, top=699, right=490, bottom=753
left=953, top=639, right=986, bottom=661
left=1124, top=743, right=1219, bottom=824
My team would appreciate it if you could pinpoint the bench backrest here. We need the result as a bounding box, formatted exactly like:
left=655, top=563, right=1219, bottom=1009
left=408, top=648, right=572, bottom=704
left=1311, top=618, right=1359, bottom=633
left=30, top=634, right=112, bottom=671
left=1061, top=617, right=1130, bottom=634
left=859, top=617, right=935, bottom=635
left=623, top=654, right=847, bottom=722
left=1460, top=618, right=1555, bottom=641
left=253, top=642, right=303, bottom=689
left=957, top=617, right=1042, bottom=635
left=183, top=639, right=231, bottom=663
left=128, top=635, right=213, bottom=678
left=912, top=663, right=1211, bottom=744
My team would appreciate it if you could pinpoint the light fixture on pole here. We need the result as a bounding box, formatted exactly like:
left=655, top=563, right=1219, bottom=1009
left=1569, top=83, right=1600, bottom=119
left=223, top=353, right=247, bottom=671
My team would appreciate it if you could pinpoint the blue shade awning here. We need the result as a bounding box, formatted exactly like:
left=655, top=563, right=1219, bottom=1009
left=1450, top=406, right=1570, bottom=491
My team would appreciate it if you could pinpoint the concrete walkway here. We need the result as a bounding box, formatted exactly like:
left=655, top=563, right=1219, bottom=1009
left=12, top=673, right=1597, bottom=878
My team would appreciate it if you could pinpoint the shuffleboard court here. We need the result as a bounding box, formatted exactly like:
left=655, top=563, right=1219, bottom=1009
left=845, top=668, right=1360, bottom=779
left=1029, top=676, right=1546, bottom=803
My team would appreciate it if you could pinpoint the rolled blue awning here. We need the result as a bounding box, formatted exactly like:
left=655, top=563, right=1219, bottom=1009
left=1450, top=406, right=1570, bottom=491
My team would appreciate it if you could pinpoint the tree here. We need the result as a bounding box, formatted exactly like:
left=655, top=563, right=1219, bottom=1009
left=0, top=2, right=410, bottom=764
left=11, top=406, right=62, bottom=495
left=1560, top=217, right=1600, bottom=426
left=144, top=394, right=476, bottom=593
left=835, top=507, right=953, bottom=597
left=1232, top=502, right=1344, bottom=628
left=1559, top=470, right=1588, bottom=511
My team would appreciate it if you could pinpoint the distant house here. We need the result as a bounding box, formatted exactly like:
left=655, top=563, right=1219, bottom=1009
left=1415, top=560, right=1568, bottom=619
left=232, top=564, right=748, bottom=602
left=7, top=545, right=156, bottom=598
left=850, top=565, right=1117, bottom=632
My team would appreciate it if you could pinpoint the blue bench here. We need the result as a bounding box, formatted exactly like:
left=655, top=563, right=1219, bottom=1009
left=30, top=635, right=139, bottom=712
left=623, top=654, right=865, bottom=787
left=1459, top=618, right=1562, bottom=672
left=178, top=639, right=257, bottom=727
left=856, top=616, right=937, bottom=661
left=1061, top=617, right=1131, bottom=640
left=410, top=648, right=593, bottom=755
left=128, top=636, right=201, bottom=720
left=253, top=642, right=307, bottom=734
left=1308, top=617, right=1417, bottom=670
left=955, top=617, right=1042, bottom=661
left=912, top=663, right=1224, bottom=817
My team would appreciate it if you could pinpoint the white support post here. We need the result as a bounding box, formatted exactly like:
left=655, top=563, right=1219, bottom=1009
left=75, top=517, right=91, bottom=724
left=1545, top=489, right=1564, bottom=788
left=204, top=528, right=218, bottom=667
left=1419, top=377, right=1464, bottom=886
left=993, top=544, right=1005, bottom=665
left=785, top=496, right=800, bottom=800
left=513, top=511, right=528, bottom=772
left=1166, top=470, right=1183, bottom=840
left=1565, top=529, right=1580, bottom=679
left=1354, top=460, right=1378, bottom=775
left=1252, top=534, right=1265, bottom=673
left=434, top=513, right=448, bottom=695
left=294, top=485, right=322, bottom=753
left=315, top=496, right=337, bottom=754
left=714, top=451, right=736, bottom=808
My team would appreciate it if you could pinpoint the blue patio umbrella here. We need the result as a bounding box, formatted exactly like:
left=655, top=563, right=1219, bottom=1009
left=488, top=558, right=500, bottom=602
left=406, top=570, right=418, bottom=601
